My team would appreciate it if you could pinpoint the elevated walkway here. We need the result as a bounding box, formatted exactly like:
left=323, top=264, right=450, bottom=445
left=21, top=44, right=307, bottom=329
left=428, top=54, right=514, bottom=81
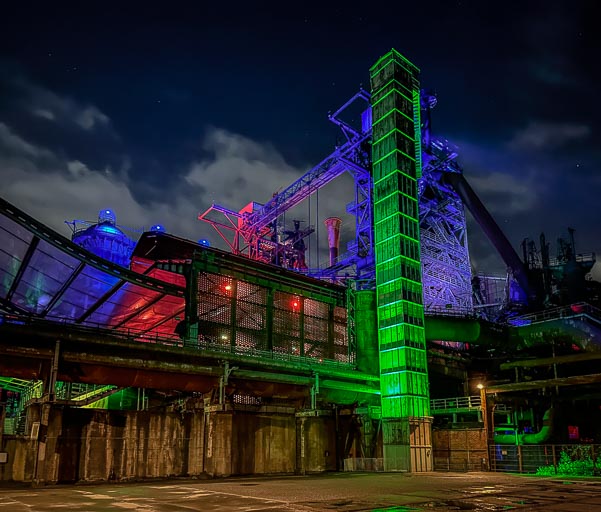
left=509, top=302, right=601, bottom=349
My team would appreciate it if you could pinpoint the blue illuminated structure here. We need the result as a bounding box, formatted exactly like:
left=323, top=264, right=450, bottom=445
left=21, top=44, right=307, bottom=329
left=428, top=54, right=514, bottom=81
left=69, top=209, right=137, bottom=267
left=199, top=86, right=475, bottom=314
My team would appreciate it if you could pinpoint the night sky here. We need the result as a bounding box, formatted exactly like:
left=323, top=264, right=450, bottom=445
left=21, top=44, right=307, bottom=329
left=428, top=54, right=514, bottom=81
left=1, top=2, right=599, bottom=279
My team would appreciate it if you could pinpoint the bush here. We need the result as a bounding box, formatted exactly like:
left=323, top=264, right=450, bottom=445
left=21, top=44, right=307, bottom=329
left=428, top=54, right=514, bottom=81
left=536, top=450, right=596, bottom=477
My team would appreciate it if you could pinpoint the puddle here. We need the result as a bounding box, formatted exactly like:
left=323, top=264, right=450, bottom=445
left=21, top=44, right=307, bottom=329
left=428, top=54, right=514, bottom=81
left=371, top=507, right=422, bottom=511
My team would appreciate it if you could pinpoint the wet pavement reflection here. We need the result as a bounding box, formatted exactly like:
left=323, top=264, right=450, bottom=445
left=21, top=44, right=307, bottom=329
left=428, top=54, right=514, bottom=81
left=1, top=472, right=600, bottom=511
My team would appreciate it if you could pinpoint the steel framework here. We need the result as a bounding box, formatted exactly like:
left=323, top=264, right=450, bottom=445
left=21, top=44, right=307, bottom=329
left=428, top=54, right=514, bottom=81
left=419, top=135, right=474, bottom=313
left=199, top=85, right=476, bottom=314
left=199, top=91, right=374, bottom=278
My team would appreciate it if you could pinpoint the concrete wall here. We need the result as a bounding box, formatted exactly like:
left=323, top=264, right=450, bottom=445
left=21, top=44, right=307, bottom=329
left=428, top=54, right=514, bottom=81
left=0, top=437, right=36, bottom=481
left=233, top=410, right=296, bottom=475
left=296, top=415, right=337, bottom=473
left=1, top=405, right=206, bottom=483
left=1, top=404, right=337, bottom=483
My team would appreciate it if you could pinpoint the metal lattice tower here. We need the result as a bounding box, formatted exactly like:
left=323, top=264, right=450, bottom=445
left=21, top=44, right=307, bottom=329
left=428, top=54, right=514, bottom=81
left=198, top=58, right=475, bottom=321
left=198, top=91, right=373, bottom=279
left=419, top=133, right=474, bottom=314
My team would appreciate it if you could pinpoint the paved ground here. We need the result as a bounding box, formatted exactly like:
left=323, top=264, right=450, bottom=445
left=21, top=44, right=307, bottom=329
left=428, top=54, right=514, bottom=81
left=1, top=472, right=600, bottom=511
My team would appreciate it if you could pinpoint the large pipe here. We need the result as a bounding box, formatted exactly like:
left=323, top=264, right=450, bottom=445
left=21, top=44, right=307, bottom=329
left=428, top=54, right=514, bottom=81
left=444, top=173, right=534, bottom=303
left=493, top=407, right=554, bottom=445
left=324, top=217, right=342, bottom=267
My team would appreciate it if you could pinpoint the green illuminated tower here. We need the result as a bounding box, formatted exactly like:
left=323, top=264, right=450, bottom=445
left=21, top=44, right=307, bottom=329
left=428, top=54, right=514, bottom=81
left=370, top=49, right=432, bottom=472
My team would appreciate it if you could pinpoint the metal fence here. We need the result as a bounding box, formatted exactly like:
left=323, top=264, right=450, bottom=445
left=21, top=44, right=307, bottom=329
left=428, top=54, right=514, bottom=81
left=431, top=395, right=481, bottom=411
left=433, top=428, right=488, bottom=472
left=343, top=458, right=384, bottom=472
left=434, top=451, right=489, bottom=472
left=489, top=444, right=601, bottom=476
left=430, top=396, right=509, bottom=414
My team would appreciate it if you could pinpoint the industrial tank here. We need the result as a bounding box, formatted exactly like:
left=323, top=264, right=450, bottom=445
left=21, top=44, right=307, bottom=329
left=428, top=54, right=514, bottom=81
left=71, top=209, right=136, bottom=267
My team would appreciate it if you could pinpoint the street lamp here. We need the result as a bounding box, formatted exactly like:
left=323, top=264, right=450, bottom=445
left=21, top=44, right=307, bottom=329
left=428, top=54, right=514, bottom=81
left=477, top=383, right=490, bottom=470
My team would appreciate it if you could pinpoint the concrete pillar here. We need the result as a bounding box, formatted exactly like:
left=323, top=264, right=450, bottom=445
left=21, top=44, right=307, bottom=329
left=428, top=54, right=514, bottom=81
left=204, top=406, right=233, bottom=477
left=382, top=419, right=411, bottom=472
left=296, top=412, right=336, bottom=474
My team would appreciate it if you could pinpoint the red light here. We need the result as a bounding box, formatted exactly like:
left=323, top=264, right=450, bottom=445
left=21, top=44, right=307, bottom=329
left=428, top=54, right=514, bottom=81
left=224, top=284, right=232, bottom=291
left=292, top=300, right=299, bottom=310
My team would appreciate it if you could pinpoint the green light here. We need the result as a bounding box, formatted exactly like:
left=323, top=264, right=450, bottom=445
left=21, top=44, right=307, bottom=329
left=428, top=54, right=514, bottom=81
left=372, top=87, right=414, bottom=110
left=371, top=50, right=429, bottom=422
left=372, top=126, right=415, bottom=147
left=372, top=148, right=416, bottom=167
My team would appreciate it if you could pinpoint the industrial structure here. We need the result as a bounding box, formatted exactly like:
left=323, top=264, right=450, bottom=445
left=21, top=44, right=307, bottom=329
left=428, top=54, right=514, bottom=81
left=1, top=49, right=600, bottom=483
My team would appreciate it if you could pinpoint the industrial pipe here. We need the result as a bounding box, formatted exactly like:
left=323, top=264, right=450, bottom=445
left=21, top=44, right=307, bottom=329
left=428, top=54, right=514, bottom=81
left=324, top=217, right=342, bottom=266
left=493, top=407, right=555, bottom=445
left=444, top=173, right=534, bottom=303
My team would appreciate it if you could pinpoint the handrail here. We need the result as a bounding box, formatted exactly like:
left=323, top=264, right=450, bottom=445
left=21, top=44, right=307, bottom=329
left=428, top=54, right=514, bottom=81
left=508, top=302, right=601, bottom=326
left=430, top=395, right=482, bottom=410
left=0, top=313, right=356, bottom=371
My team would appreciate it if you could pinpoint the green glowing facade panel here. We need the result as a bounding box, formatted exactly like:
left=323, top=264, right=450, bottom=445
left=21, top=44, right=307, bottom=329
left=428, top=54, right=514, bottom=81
left=370, top=50, right=430, bottom=419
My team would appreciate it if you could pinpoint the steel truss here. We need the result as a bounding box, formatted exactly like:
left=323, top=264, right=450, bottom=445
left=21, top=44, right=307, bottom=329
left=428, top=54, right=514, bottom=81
left=419, top=137, right=473, bottom=313
left=199, top=89, right=475, bottom=312
left=199, top=90, right=373, bottom=277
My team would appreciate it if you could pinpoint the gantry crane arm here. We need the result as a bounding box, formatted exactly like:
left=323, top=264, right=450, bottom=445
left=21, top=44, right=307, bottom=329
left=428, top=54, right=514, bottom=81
left=242, top=90, right=372, bottom=236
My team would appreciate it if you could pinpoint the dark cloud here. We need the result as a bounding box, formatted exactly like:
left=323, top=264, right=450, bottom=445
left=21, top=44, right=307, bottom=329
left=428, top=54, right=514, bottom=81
left=508, top=122, right=591, bottom=151
left=0, top=2, right=598, bottom=281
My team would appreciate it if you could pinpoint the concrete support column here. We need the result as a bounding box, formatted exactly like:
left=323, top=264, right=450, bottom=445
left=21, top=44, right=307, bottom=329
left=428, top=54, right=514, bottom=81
left=296, top=411, right=335, bottom=474
left=203, top=406, right=233, bottom=477
left=382, top=419, right=411, bottom=472
left=297, top=417, right=306, bottom=475
left=382, top=417, right=433, bottom=472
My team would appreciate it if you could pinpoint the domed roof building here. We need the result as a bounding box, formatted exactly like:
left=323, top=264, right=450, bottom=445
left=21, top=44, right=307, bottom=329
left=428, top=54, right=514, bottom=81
left=71, top=209, right=136, bottom=267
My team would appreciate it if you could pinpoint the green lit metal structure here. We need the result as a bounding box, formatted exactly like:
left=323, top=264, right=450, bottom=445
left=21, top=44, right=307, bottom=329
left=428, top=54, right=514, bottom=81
left=370, top=49, right=432, bottom=471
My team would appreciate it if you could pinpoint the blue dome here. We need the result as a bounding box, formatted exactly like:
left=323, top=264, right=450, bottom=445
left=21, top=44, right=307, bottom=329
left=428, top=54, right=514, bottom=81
left=73, top=221, right=135, bottom=267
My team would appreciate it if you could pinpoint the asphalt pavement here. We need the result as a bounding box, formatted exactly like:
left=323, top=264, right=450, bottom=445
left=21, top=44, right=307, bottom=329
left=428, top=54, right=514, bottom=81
left=1, top=472, right=600, bottom=511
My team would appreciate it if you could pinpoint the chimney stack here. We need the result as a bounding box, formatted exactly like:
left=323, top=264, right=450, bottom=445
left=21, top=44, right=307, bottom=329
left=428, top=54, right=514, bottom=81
left=324, top=217, right=342, bottom=266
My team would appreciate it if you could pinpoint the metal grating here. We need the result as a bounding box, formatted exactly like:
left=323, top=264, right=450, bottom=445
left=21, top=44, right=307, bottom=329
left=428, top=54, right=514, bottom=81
left=194, top=270, right=348, bottom=363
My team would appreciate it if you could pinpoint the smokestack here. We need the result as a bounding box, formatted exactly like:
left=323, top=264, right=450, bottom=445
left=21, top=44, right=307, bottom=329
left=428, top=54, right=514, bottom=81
left=324, top=217, right=342, bottom=266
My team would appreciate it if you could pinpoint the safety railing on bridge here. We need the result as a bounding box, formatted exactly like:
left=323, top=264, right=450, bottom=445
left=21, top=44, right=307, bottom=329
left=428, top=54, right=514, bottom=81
left=424, top=305, right=477, bottom=318
left=430, top=396, right=510, bottom=414
left=508, top=302, right=601, bottom=327
left=0, top=313, right=356, bottom=372
left=430, top=396, right=482, bottom=412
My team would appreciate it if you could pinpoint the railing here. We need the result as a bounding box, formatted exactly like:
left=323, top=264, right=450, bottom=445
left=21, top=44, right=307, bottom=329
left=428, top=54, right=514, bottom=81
left=189, top=337, right=355, bottom=371
left=430, top=396, right=482, bottom=411
left=434, top=451, right=489, bottom=472
left=55, top=383, right=118, bottom=403
left=430, top=396, right=510, bottom=414
left=424, top=305, right=477, bottom=318
left=508, top=302, right=601, bottom=327
left=0, top=313, right=356, bottom=372
left=19, top=381, right=43, bottom=408
left=548, top=252, right=595, bottom=267
left=2, top=417, right=16, bottom=435
left=489, top=443, right=601, bottom=475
